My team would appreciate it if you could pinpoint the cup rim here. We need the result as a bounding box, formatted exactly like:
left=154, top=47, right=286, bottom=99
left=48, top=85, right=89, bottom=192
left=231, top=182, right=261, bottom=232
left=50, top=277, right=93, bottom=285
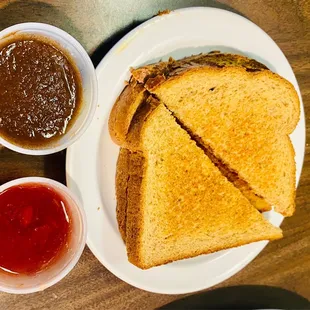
left=0, top=22, right=98, bottom=155
left=0, top=177, right=87, bottom=294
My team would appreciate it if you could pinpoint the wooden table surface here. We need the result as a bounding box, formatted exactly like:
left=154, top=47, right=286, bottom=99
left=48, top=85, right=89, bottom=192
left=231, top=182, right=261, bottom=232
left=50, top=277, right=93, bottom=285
left=0, top=0, right=309, bottom=309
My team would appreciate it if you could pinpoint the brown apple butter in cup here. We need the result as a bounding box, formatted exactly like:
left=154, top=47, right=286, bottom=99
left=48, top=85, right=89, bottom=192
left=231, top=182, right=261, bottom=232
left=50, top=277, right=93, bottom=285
left=0, top=34, right=82, bottom=149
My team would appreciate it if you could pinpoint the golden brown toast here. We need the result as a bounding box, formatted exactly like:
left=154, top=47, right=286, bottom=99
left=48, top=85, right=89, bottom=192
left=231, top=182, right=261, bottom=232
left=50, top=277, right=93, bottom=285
left=109, top=52, right=300, bottom=269
left=122, top=101, right=282, bottom=269
left=110, top=53, right=277, bottom=213
left=152, top=66, right=299, bottom=216
left=110, top=52, right=269, bottom=147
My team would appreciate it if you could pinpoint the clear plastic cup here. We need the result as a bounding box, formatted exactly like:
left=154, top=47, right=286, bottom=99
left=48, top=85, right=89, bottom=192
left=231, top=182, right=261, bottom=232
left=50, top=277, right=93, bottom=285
left=0, top=23, right=98, bottom=155
left=0, top=177, right=87, bottom=294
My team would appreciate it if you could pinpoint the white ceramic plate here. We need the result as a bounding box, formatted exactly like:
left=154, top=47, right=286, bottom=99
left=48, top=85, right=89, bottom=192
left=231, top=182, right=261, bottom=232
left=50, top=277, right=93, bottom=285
left=66, top=7, right=305, bottom=294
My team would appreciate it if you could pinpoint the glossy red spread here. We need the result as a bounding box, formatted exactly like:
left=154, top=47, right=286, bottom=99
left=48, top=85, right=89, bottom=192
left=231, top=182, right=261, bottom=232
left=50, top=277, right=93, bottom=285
left=0, top=183, right=71, bottom=275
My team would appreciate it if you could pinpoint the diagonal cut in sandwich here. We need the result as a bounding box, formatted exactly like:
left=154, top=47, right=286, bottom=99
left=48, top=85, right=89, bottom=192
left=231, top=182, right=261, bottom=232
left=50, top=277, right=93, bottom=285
left=124, top=52, right=299, bottom=217
left=115, top=96, right=282, bottom=269
left=109, top=52, right=300, bottom=269
left=110, top=54, right=276, bottom=214
left=147, top=64, right=299, bottom=217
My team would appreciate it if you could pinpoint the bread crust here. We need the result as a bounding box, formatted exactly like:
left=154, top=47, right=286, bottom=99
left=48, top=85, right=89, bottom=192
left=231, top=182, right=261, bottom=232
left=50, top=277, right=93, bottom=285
left=115, top=96, right=160, bottom=242
left=131, top=52, right=268, bottom=84
left=126, top=151, right=145, bottom=267
left=115, top=148, right=130, bottom=241
left=133, top=234, right=281, bottom=270
left=108, top=81, right=147, bottom=145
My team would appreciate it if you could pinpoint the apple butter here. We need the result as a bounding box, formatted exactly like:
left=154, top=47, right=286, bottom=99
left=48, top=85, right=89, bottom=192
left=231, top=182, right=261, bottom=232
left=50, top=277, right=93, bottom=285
left=0, top=34, right=82, bottom=148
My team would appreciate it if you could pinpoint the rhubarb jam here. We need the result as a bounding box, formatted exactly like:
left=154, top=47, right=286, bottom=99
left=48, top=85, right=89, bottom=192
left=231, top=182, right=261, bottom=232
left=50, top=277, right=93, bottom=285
left=0, top=183, right=71, bottom=275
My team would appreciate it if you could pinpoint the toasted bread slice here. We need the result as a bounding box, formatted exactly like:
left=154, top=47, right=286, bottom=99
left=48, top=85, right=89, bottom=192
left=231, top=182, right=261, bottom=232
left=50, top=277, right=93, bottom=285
left=151, top=66, right=299, bottom=216
left=124, top=101, right=282, bottom=269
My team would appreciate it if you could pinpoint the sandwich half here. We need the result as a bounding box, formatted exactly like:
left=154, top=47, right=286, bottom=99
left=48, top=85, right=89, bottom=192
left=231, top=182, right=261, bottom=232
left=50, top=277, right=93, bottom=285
left=117, top=98, right=282, bottom=269
left=128, top=52, right=300, bottom=216
left=111, top=53, right=291, bottom=213
left=149, top=65, right=299, bottom=216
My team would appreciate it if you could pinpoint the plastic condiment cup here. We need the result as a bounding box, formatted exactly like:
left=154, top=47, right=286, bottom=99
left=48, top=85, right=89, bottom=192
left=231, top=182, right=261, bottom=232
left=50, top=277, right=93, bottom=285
left=0, top=177, right=87, bottom=294
left=0, top=23, right=98, bottom=155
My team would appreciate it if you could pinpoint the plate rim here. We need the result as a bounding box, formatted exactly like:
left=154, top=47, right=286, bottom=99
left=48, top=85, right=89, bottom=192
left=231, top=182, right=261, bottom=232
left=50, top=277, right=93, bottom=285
left=66, top=6, right=306, bottom=294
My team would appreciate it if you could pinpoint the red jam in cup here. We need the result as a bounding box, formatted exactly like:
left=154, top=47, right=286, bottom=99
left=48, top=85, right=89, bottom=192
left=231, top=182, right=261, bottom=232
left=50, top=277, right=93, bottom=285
left=0, top=183, right=71, bottom=275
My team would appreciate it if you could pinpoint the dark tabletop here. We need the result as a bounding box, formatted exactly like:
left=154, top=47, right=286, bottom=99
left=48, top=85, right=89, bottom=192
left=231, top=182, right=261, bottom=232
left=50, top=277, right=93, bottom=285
left=0, top=0, right=309, bottom=309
